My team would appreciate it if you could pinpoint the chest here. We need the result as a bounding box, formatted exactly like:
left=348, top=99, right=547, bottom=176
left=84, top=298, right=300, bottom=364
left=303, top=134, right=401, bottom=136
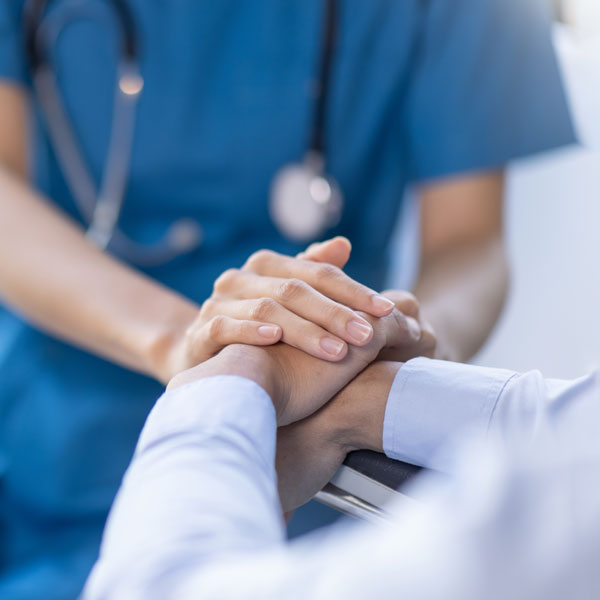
left=31, top=0, right=423, bottom=219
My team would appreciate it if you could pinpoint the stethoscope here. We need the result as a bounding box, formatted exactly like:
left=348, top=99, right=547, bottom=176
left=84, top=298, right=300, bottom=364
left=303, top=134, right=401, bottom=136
left=24, top=0, right=343, bottom=265
left=269, top=0, right=343, bottom=244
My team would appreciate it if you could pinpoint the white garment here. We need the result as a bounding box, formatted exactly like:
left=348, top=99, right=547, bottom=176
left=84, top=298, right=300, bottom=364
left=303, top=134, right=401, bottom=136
left=83, top=360, right=600, bottom=600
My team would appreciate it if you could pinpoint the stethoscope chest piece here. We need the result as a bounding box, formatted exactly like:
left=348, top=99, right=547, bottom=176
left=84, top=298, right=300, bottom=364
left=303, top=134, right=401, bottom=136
left=269, top=152, right=343, bottom=243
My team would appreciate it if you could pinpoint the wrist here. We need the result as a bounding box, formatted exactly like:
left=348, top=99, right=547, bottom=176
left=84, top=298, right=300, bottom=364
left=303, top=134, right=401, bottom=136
left=144, top=302, right=199, bottom=383
left=327, top=361, right=403, bottom=453
left=218, top=345, right=280, bottom=403
left=166, top=344, right=280, bottom=408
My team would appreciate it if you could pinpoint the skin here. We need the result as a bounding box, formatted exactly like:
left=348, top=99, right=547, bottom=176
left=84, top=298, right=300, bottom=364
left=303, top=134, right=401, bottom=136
left=276, top=361, right=401, bottom=511
left=416, top=177, right=508, bottom=362
left=0, top=81, right=506, bottom=385
left=0, top=67, right=507, bottom=525
left=0, top=84, right=396, bottom=385
left=279, top=186, right=510, bottom=510
left=169, top=307, right=412, bottom=427
left=168, top=326, right=406, bottom=512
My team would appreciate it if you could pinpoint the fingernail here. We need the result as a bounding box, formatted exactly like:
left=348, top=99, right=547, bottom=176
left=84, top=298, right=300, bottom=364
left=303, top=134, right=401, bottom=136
left=371, top=295, right=395, bottom=313
left=320, top=337, right=345, bottom=357
left=406, top=317, right=421, bottom=341
left=258, top=325, right=280, bottom=339
left=346, top=319, right=373, bottom=344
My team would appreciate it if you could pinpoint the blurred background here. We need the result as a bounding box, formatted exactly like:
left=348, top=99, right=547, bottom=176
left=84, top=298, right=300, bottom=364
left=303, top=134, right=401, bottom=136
left=390, top=0, right=600, bottom=380
left=2, top=2, right=598, bottom=597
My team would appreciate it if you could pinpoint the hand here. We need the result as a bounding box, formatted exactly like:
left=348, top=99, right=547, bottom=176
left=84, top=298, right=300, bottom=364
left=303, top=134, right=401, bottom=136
left=276, top=361, right=402, bottom=512
left=264, top=306, right=417, bottom=426
left=301, top=245, right=437, bottom=363
left=159, top=238, right=396, bottom=382
left=168, top=345, right=405, bottom=513
left=377, top=290, right=437, bottom=362
left=169, top=306, right=417, bottom=427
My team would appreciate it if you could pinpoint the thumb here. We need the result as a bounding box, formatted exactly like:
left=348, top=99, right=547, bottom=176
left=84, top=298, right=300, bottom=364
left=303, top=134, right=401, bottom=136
left=297, top=236, right=352, bottom=269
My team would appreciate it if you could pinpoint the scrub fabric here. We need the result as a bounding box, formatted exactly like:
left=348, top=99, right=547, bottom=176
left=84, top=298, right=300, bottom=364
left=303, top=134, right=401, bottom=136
left=0, top=0, right=575, bottom=598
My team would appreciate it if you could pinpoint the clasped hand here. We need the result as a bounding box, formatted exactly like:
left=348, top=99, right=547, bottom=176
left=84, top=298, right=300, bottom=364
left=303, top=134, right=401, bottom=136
left=160, top=238, right=435, bottom=381
left=169, top=237, right=436, bottom=511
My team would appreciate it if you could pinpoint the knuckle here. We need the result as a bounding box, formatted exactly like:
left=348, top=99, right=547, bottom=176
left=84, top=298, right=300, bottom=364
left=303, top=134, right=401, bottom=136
left=213, top=268, right=238, bottom=293
left=199, top=298, right=216, bottom=318
left=238, top=320, right=256, bottom=338
left=323, top=301, right=349, bottom=324
left=184, top=323, right=197, bottom=347
left=244, top=249, right=274, bottom=271
left=392, top=291, right=420, bottom=316
left=314, top=263, right=341, bottom=283
left=206, top=315, right=227, bottom=340
left=276, top=278, right=307, bottom=303
left=250, top=297, right=277, bottom=321
left=403, top=292, right=420, bottom=313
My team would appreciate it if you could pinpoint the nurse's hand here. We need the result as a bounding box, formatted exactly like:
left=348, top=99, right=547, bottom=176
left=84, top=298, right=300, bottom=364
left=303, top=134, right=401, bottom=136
left=165, top=238, right=400, bottom=378
left=303, top=243, right=436, bottom=362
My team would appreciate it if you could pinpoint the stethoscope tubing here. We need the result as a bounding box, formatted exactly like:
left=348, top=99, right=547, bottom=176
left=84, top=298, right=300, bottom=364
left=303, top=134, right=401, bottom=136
left=311, top=0, right=337, bottom=158
left=24, top=0, right=340, bottom=263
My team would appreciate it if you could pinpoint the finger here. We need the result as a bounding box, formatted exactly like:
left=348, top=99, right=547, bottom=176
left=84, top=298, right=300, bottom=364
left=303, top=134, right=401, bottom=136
left=213, top=271, right=374, bottom=346
left=243, top=250, right=395, bottom=317
left=206, top=298, right=349, bottom=361
left=378, top=329, right=435, bottom=362
left=380, top=289, right=420, bottom=319
left=296, top=237, right=347, bottom=258
left=297, top=236, right=352, bottom=269
left=374, top=309, right=434, bottom=362
left=378, top=309, right=423, bottom=348
left=419, top=318, right=437, bottom=358
left=188, top=315, right=282, bottom=360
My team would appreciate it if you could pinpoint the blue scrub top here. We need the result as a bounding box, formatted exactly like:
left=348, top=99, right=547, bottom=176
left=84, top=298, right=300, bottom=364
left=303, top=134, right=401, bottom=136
left=0, top=0, right=574, bottom=597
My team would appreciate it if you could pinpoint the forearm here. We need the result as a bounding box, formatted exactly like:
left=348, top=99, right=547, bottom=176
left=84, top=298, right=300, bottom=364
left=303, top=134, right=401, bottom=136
left=84, top=366, right=284, bottom=599
left=413, top=235, right=508, bottom=362
left=0, top=167, right=199, bottom=382
left=330, top=361, right=401, bottom=453
left=85, top=361, right=600, bottom=599
left=313, top=357, right=517, bottom=479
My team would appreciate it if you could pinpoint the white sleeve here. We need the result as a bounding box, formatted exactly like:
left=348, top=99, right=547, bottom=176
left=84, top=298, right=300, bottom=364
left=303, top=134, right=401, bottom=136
left=382, top=357, right=599, bottom=472
left=84, top=365, right=600, bottom=600
left=83, top=375, right=284, bottom=600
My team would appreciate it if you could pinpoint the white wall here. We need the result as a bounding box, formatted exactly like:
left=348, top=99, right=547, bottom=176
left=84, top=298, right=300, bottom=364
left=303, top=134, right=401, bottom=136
left=474, top=27, right=600, bottom=379
left=474, top=149, right=600, bottom=379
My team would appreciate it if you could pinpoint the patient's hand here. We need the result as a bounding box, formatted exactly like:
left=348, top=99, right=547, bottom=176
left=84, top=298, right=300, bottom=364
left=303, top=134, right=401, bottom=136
left=377, top=290, right=436, bottom=362
left=168, top=307, right=409, bottom=511
left=276, top=361, right=402, bottom=512
left=260, top=304, right=417, bottom=425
